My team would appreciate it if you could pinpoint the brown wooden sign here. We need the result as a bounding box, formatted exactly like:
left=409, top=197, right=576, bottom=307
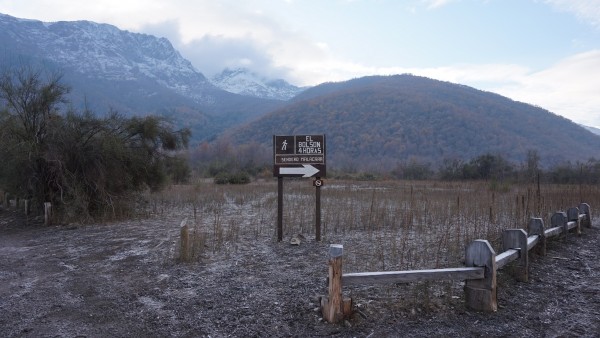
left=273, top=135, right=326, bottom=177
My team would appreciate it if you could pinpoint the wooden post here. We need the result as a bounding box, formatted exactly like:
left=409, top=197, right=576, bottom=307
left=315, top=177, right=321, bottom=242
left=528, top=218, right=546, bottom=256
left=464, top=240, right=497, bottom=312
left=322, top=244, right=345, bottom=323
left=566, top=207, right=581, bottom=236
left=551, top=212, right=568, bottom=239
left=24, top=199, right=30, bottom=216
left=44, top=202, right=52, bottom=226
left=179, top=219, right=191, bottom=262
left=277, top=177, right=283, bottom=242
left=578, top=203, right=591, bottom=228
left=4, top=193, right=8, bottom=209
left=502, top=229, right=529, bottom=282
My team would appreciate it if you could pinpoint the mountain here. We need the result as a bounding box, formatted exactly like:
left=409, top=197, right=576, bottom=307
left=226, top=75, right=600, bottom=169
left=211, top=68, right=305, bottom=101
left=0, top=13, right=283, bottom=140
left=581, top=124, right=600, bottom=136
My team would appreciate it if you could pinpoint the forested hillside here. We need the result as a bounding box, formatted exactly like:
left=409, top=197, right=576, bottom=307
left=225, top=75, right=600, bottom=170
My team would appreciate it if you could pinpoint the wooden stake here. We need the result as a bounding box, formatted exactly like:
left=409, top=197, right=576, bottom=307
left=566, top=207, right=581, bottom=236
left=44, top=202, right=52, bottom=226
left=179, top=219, right=191, bottom=262
left=322, top=244, right=345, bottom=323
left=528, top=218, right=546, bottom=256
left=464, top=240, right=497, bottom=312
left=502, top=229, right=529, bottom=282
left=551, top=212, right=568, bottom=239
left=578, top=203, right=591, bottom=228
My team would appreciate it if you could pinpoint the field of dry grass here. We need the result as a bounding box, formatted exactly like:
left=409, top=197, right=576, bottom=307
left=149, top=179, right=599, bottom=272
left=2, top=178, right=598, bottom=337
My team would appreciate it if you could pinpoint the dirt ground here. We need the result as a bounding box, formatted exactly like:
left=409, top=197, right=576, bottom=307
left=0, top=206, right=599, bottom=337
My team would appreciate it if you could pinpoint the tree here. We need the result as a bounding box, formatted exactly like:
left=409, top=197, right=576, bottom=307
left=0, top=67, right=190, bottom=221
left=524, top=149, right=540, bottom=183
left=0, top=67, right=68, bottom=206
left=391, top=159, right=433, bottom=180
left=438, top=158, right=464, bottom=180
left=461, top=153, right=514, bottom=180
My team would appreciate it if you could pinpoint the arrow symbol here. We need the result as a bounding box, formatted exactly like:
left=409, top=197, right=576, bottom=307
left=279, top=165, right=320, bottom=177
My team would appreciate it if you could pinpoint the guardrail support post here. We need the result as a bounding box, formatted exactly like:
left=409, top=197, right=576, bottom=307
left=578, top=203, right=591, bottom=228
left=322, top=244, right=351, bottom=323
left=551, top=212, right=568, bottom=239
left=567, top=207, right=581, bottom=236
left=179, top=219, right=191, bottom=262
left=502, top=229, right=529, bottom=282
left=464, top=240, right=497, bottom=312
left=528, top=218, right=546, bottom=256
left=44, top=202, right=52, bottom=226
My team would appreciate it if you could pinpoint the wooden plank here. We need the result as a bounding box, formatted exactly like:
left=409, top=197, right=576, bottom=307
left=545, top=226, right=563, bottom=238
left=566, top=221, right=578, bottom=231
left=526, top=235, right=539, bottom=251
left=341, top=267, right=484, bottom=286
left=495, top=248, right=519, bottom=269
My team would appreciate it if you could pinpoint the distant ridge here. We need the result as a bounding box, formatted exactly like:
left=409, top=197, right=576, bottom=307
left=226, top=75, right=600, bottom=169
left=581, top=124, right=600, bottom=136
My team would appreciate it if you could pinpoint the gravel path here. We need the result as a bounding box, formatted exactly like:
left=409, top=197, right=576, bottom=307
left=0, top=208, right=598, bottom=337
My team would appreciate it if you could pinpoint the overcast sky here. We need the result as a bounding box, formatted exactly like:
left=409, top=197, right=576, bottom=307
left=1, top=0, right=599, bottom=128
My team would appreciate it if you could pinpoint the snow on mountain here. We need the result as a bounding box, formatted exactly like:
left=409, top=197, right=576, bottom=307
left=211, top=68, right=305, bottom=101
left=0, top=13, right=218, bottom=104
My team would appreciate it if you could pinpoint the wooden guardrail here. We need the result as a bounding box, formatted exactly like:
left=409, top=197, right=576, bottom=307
left=320, top=203, right=592, bottom=323
left=1, top=191, right=51, bottom=225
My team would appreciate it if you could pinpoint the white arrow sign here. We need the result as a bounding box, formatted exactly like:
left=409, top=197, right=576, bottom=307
left=279, top=164, right=320, bottom=177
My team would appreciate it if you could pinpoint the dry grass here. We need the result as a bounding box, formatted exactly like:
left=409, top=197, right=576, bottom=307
left=147, top=179, right=599, bottom=273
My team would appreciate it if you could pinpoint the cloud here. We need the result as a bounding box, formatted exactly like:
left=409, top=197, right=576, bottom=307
left=137, top=7, right=321, bottom=81
left=492, top=50, right=600, bottom=128
left=178, top=35, right=287, bottom=79
left=141, top=20, right=273, bottom=77
left=544, top=0, right=600, bottom=27
left=420, top=0, right=458, bottom=9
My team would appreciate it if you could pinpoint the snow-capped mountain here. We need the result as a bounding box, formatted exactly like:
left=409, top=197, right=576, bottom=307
left=0, top=13, right=284, bottom=140
left=211, top=68, right=305, bottom=101
left=0, top=13, right=218, bottom=104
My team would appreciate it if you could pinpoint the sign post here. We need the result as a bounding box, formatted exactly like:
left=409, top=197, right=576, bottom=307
left=277, top=176, right=283, bottom=242
left=315, top=176, right=321, bottom=242
left=273, top=135, right=326, bottom=241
